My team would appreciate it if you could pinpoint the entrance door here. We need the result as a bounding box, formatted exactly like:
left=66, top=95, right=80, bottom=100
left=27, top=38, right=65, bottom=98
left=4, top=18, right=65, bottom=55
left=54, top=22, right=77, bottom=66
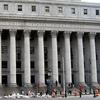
left=2, top=75, right=7, bottom=86
left=17, top=74, right=22, bottom=87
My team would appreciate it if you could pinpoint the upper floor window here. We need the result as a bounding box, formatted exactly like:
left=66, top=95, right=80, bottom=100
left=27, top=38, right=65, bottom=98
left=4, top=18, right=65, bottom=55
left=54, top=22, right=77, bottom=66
left=71, top=8, right=75, bottom=14
left=18, top=5, right=22, bottom=11
left=96, top=9, right=100, bottom=15
left=58, top=7, right=63, bottom=13
left=4, top=4, right=8, bottom=10
left=32, top=5, right=36, bottom=12
left=84, top=9, right=88, bottom=15
left=45, top=6, right=50, bottom=13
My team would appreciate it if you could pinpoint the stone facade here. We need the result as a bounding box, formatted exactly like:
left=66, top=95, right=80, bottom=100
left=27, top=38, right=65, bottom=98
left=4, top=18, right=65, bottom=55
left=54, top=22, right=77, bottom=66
left=0, top=0, right=99, bottom=93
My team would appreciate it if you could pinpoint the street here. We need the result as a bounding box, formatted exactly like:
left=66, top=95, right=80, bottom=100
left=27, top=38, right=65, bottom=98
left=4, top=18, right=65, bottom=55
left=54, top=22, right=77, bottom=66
left=0, top=95, right=100, bottom=100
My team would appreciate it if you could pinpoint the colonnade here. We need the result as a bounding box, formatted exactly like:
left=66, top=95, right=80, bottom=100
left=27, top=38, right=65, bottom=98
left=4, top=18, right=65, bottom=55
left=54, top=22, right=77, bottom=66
left=0, top=30, right=98, bottom=87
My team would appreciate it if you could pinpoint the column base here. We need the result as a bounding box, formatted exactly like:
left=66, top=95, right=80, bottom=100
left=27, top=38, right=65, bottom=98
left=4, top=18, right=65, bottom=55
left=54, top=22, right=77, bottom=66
left=37, top=83, right=46, bottom=93
left=78, top=82, right=87, bottom=87
left=9, top=83, right=17, bottom=87
left=0, top=84, right=2, bottom=88
left=91, top=82, right=100, bottom=89
left=24, top=83, right=32, bottom=88
left=38, top=83, right=46, bottom=87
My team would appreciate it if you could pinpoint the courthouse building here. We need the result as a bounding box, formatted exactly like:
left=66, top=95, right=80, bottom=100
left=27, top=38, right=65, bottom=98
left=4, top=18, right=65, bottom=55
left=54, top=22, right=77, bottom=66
left=0, top=0, right=100, bottom=90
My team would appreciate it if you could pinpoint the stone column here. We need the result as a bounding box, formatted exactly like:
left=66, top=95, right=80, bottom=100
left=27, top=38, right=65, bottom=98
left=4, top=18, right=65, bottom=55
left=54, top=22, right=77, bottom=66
left=77, top=32, right=85, bottom=85
left=51, top=31, right=58, bottom=83
left=89, top=32, right=98, bottom=87
left=37, top=30, right=45, bottom=87
left=9, top=29, right=17, bottom=87
left=24, top=30, right=31, bottom=87
left=0, top=30, right=2, bottom=86
left=64, top=32, right=72, bottom=84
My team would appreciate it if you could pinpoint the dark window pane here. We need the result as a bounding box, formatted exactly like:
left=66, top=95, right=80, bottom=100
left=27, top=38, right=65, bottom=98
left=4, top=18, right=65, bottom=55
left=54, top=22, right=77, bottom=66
left=4, top=4, right=8, bottom=10
left=30, top=47, right=34, bottom=54
left=2, top=75, right=7, bottom=86
left=17, top=53, right=21, bottom=60
left=2, top=46, right=8, bottom=53
left=45, top=61, right=48, bottom=70
left=71, top=8, right=75, bottom=14
left=96, top=10, right=99, bottom=15
left=2, top=61, right=7, bottom=68
left=18, top=5, right=22, bottom=11
left=58, top=61, right=61, bottom=69
left=45, top=6, right=50, bottom=12
left=31, top=61, right=35, bottom=68
left=16, top=61, right=21, bottom=68
left=84, top=9, right=88, bottom=15
left=31, top=75, right=35, bottom=84
left=32, top=6, right=36, bottom=12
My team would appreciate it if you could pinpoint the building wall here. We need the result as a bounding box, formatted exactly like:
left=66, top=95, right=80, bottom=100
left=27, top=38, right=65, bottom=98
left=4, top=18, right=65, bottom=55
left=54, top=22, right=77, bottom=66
left=0, top=0, right=99, bottom=88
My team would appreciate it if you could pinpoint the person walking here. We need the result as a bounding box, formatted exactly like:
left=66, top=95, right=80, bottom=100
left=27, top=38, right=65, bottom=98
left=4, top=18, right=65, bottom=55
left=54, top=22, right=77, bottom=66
left=79, top=90, right=82, bottom=98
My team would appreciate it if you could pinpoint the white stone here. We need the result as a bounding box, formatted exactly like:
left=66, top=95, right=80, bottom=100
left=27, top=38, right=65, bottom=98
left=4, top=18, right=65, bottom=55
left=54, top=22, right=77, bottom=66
left=24, top=30, right=31, bottom=86
left=9, top=30, right=17, bottom=86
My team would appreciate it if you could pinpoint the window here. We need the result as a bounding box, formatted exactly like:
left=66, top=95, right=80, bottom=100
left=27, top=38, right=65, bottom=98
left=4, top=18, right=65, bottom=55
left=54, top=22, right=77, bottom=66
left=2, top=46, right=8, bottom=53
left=58, top=48, right=60, bottom=55
left=44, top=47, right=48, bottom=60
left=44, top=47, right=48, bottom=54
left=31, top=75, right=35, bottom=84
left=30, top=47, right=34, bottom=54
left=17, top=53, right=21, bottom=60
left=45, top=6, right=50, bottom=12
left=18, top=5, right=22, bottom=11
left=32, top=6, right=36, bottom=12
left=58, top=7, right=63, bottom=13
left=4, top=4, right=8, bottom=10
left=45, top=61, right=48, bottom=69
left=71, top=8, right=75, bottom=14
left=96, top=9, right=100, bottom=15
left=2, top=61, right=7, bottom=68
left=31, top=61, right=35, bottom=68
left=16, top=61, right=21, bottom=68
left=2, top=75, right=7, bottom=86
left=16, top=47, right=21, bottom=53
left=58, top=61, right=61, bottom=69
left=59, top=75, right=61, bottom=84
left=84, top=9, right=88, bottom=15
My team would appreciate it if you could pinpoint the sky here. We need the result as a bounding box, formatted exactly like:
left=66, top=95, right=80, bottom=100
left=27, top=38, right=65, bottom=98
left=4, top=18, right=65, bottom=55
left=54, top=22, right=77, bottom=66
left=82, top=0, right=100, bottom=3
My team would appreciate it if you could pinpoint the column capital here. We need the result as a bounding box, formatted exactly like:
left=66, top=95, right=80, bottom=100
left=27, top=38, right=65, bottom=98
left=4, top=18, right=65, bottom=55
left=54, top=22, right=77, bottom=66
left=37, top=30, right=45, bottom=37
left=64, top=31, right=71, bottom=37
left=77, top=32, right=84, bottom=38
left=9, top=29, right=17, bottom=36
left=89, top=32, right=96, bottom=38
left=51, top=31, right=58, bottom=37
left=24, top=30, right=31, bottom=36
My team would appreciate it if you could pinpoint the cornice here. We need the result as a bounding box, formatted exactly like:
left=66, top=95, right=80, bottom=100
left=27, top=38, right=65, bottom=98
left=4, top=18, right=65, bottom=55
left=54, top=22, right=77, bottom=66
left=0, top=0, right=100, bottom=7
left=0, top=15, right=100, bottom=25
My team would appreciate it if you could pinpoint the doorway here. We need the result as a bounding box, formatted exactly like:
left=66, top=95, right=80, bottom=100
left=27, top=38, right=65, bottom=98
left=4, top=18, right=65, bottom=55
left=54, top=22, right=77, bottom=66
left=17, top=74, right=22, bottom=87
left=2, top=75, right=7, bottom=86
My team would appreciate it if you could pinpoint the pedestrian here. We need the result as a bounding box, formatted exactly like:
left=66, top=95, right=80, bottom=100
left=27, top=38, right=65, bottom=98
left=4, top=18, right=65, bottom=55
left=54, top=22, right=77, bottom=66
left=65, top=91, right=67, bottom=97
left=93, top=89, right=96, bottom=97
left=79, top=90, right=82, bottom=98
left=85, top=89, right=87, bottom=94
